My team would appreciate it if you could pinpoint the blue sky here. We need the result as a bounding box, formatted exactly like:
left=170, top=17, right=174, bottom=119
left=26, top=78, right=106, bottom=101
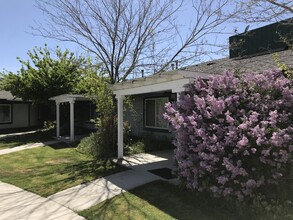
left=0, top=0, right=77, bottom=73
left=0, top=0, right=273, bottom=74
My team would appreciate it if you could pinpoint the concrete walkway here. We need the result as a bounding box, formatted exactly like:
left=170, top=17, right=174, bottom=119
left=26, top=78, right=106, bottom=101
left=0, top=140, right=61, bottom=155
left=0, top=150, right=176, bottom=219
left=0, top=130, right=40, bottom=140
left=0, top=182, right=85, bottom=220
left=49, top=150, right=176, bottom=211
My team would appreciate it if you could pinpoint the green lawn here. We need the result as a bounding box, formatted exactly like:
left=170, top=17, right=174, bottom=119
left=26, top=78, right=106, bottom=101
left=0, top=144, right=125, bottom=197
left=79, top=180, right=293, bottom=220
left=0, top=130, right=55, bottom=150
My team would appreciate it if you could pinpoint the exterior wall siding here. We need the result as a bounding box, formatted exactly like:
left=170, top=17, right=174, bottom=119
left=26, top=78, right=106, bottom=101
left=0, top=102, right=41, bottom=130
left=125, top=92, right=176, bottom=141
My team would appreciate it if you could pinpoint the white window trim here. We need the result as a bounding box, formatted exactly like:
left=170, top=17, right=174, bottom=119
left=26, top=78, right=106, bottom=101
left=144, top=97, right=169, bottom=130
left=0, top=104, right=12, bottom=123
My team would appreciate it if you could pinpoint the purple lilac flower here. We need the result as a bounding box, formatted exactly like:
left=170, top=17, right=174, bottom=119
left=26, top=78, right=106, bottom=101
left=269, top=110, right=278, bottom=127
left=165, top=70, right=293, bottom=200
left=237, top=136, right=249, bottom=147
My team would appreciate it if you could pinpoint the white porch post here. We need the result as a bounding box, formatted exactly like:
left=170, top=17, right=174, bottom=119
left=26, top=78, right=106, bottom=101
left=176, top=92, right=181, bottom=101
left=56, top=102, right=60, bottom=137
left=116, top=95, right=124, bottom=158
left=69, top=100, right=75, bottom=142
left=172, top=88, right=183, bottom=102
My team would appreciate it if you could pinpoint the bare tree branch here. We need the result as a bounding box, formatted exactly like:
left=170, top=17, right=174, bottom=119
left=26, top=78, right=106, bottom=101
left=234, top=0, right=292, bottom=23
left=33, top=0, right=248, bottom=83
left=266, top=0, right=293, bottom=13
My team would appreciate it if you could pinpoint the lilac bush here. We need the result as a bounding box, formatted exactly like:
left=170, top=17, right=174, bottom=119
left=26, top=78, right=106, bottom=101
left=164, top=70, right=293, bottom=200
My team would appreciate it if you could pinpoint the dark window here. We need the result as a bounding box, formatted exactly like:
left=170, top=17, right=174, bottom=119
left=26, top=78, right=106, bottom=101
left=0, top=104, right=11, bottom=123
left=145, top=97, right=168, bottom=129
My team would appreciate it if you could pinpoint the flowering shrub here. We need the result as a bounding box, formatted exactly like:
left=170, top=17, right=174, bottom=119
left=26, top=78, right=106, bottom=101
left=164, top=70, right=293, bottom=200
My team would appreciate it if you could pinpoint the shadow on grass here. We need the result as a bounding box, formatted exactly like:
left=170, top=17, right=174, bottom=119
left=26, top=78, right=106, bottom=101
left=48, top=141, right=79, bottom=150
left=59, top=160, right=126, bottom=180
left=93, top=192, right=152, bottom=220
left=131, top=181, right=293, bottom=220
left=83, top=180, right=293, bottom=220
left=128, top=181, right=239, bottom=220
left=0, top=130, right=55, bottom=149
left=28, top=159, right=127, bottom=197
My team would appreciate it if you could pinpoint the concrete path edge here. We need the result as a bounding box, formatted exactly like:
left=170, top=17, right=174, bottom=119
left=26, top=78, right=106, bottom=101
left=0, top=181, right=85, bottom=220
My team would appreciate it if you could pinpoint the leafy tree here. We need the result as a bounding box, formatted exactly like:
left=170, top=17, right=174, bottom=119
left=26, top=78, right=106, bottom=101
left=76, top=79, right=116, bottom=169
left=274, top=53, right=293, bottom=79
left=77, top=63, right=134, bottom=163
left=0, top=45, right=86, bottom=103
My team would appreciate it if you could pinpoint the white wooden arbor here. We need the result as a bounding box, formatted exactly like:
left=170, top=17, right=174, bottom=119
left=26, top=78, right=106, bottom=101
left=49, top=94, right=90, bottom=142
left=111, top=70, right=211, bottom=158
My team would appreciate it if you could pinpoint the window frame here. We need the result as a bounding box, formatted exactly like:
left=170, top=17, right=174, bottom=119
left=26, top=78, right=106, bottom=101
left=0, top=104, right=12, bottom=124
left=144, top=96, right=169, bottom=130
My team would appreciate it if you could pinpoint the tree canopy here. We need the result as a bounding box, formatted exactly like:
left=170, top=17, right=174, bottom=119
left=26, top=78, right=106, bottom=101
left=0, top=45, right=87, bottom=104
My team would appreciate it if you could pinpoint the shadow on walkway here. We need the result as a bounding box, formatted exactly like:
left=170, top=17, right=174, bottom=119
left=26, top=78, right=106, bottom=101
left=48, top=150, right=177, bottom=211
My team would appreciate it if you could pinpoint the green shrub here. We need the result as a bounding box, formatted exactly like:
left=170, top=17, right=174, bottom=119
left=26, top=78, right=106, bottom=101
left=247, top=195, right=293, bottom=220
left=125, top=140, right=145, bottom=155
left=76, top=132, right=99, bottom=156
left=43, top=120, right=55, bottom=130
left=78, top=118, right=136, bottom=155
left=77, top=116, right=116, bottom=160
left=185, top=188, right=293, bottom=220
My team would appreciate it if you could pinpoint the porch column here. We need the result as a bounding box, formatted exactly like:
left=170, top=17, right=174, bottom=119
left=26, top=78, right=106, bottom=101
left=116, top=95, right=124, bottom=158
left=172, top=88, right=183, bottom=102
left=56, top=102, right=60, bottom=137
left=69, top=100, right=75, bottom=142
left=176, top=92, right=181, bottom=101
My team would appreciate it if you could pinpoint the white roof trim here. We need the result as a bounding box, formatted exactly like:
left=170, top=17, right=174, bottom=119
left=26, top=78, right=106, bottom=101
left=49, top=94, right=89, bottom=103
left=111, top=70, right=212, bottom=96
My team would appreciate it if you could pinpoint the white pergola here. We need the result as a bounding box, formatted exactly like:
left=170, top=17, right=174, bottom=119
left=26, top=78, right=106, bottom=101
left=111, top=70, right=211, bottom=158
left=49, top=94, right=90, bottom=142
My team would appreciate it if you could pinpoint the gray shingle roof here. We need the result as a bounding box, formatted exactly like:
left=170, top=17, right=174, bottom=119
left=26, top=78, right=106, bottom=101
left=186, top=49, right=293, bottom=75
left=0, top=91, right=23, bottom=101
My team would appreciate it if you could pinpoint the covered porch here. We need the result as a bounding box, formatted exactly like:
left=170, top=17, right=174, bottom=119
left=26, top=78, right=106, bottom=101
left=49, top=94, right=93, bottom=142
left=111, top=70, right=211, bottom=158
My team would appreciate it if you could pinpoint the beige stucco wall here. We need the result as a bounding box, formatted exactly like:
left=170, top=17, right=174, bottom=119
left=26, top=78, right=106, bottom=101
left=0, top=103, right=41, bottom=130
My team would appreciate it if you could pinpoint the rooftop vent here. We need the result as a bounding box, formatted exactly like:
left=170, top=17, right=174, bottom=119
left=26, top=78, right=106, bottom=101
left=206, top=62, right=216, bottom=66
left=229, top=18, right=293, bottom=59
